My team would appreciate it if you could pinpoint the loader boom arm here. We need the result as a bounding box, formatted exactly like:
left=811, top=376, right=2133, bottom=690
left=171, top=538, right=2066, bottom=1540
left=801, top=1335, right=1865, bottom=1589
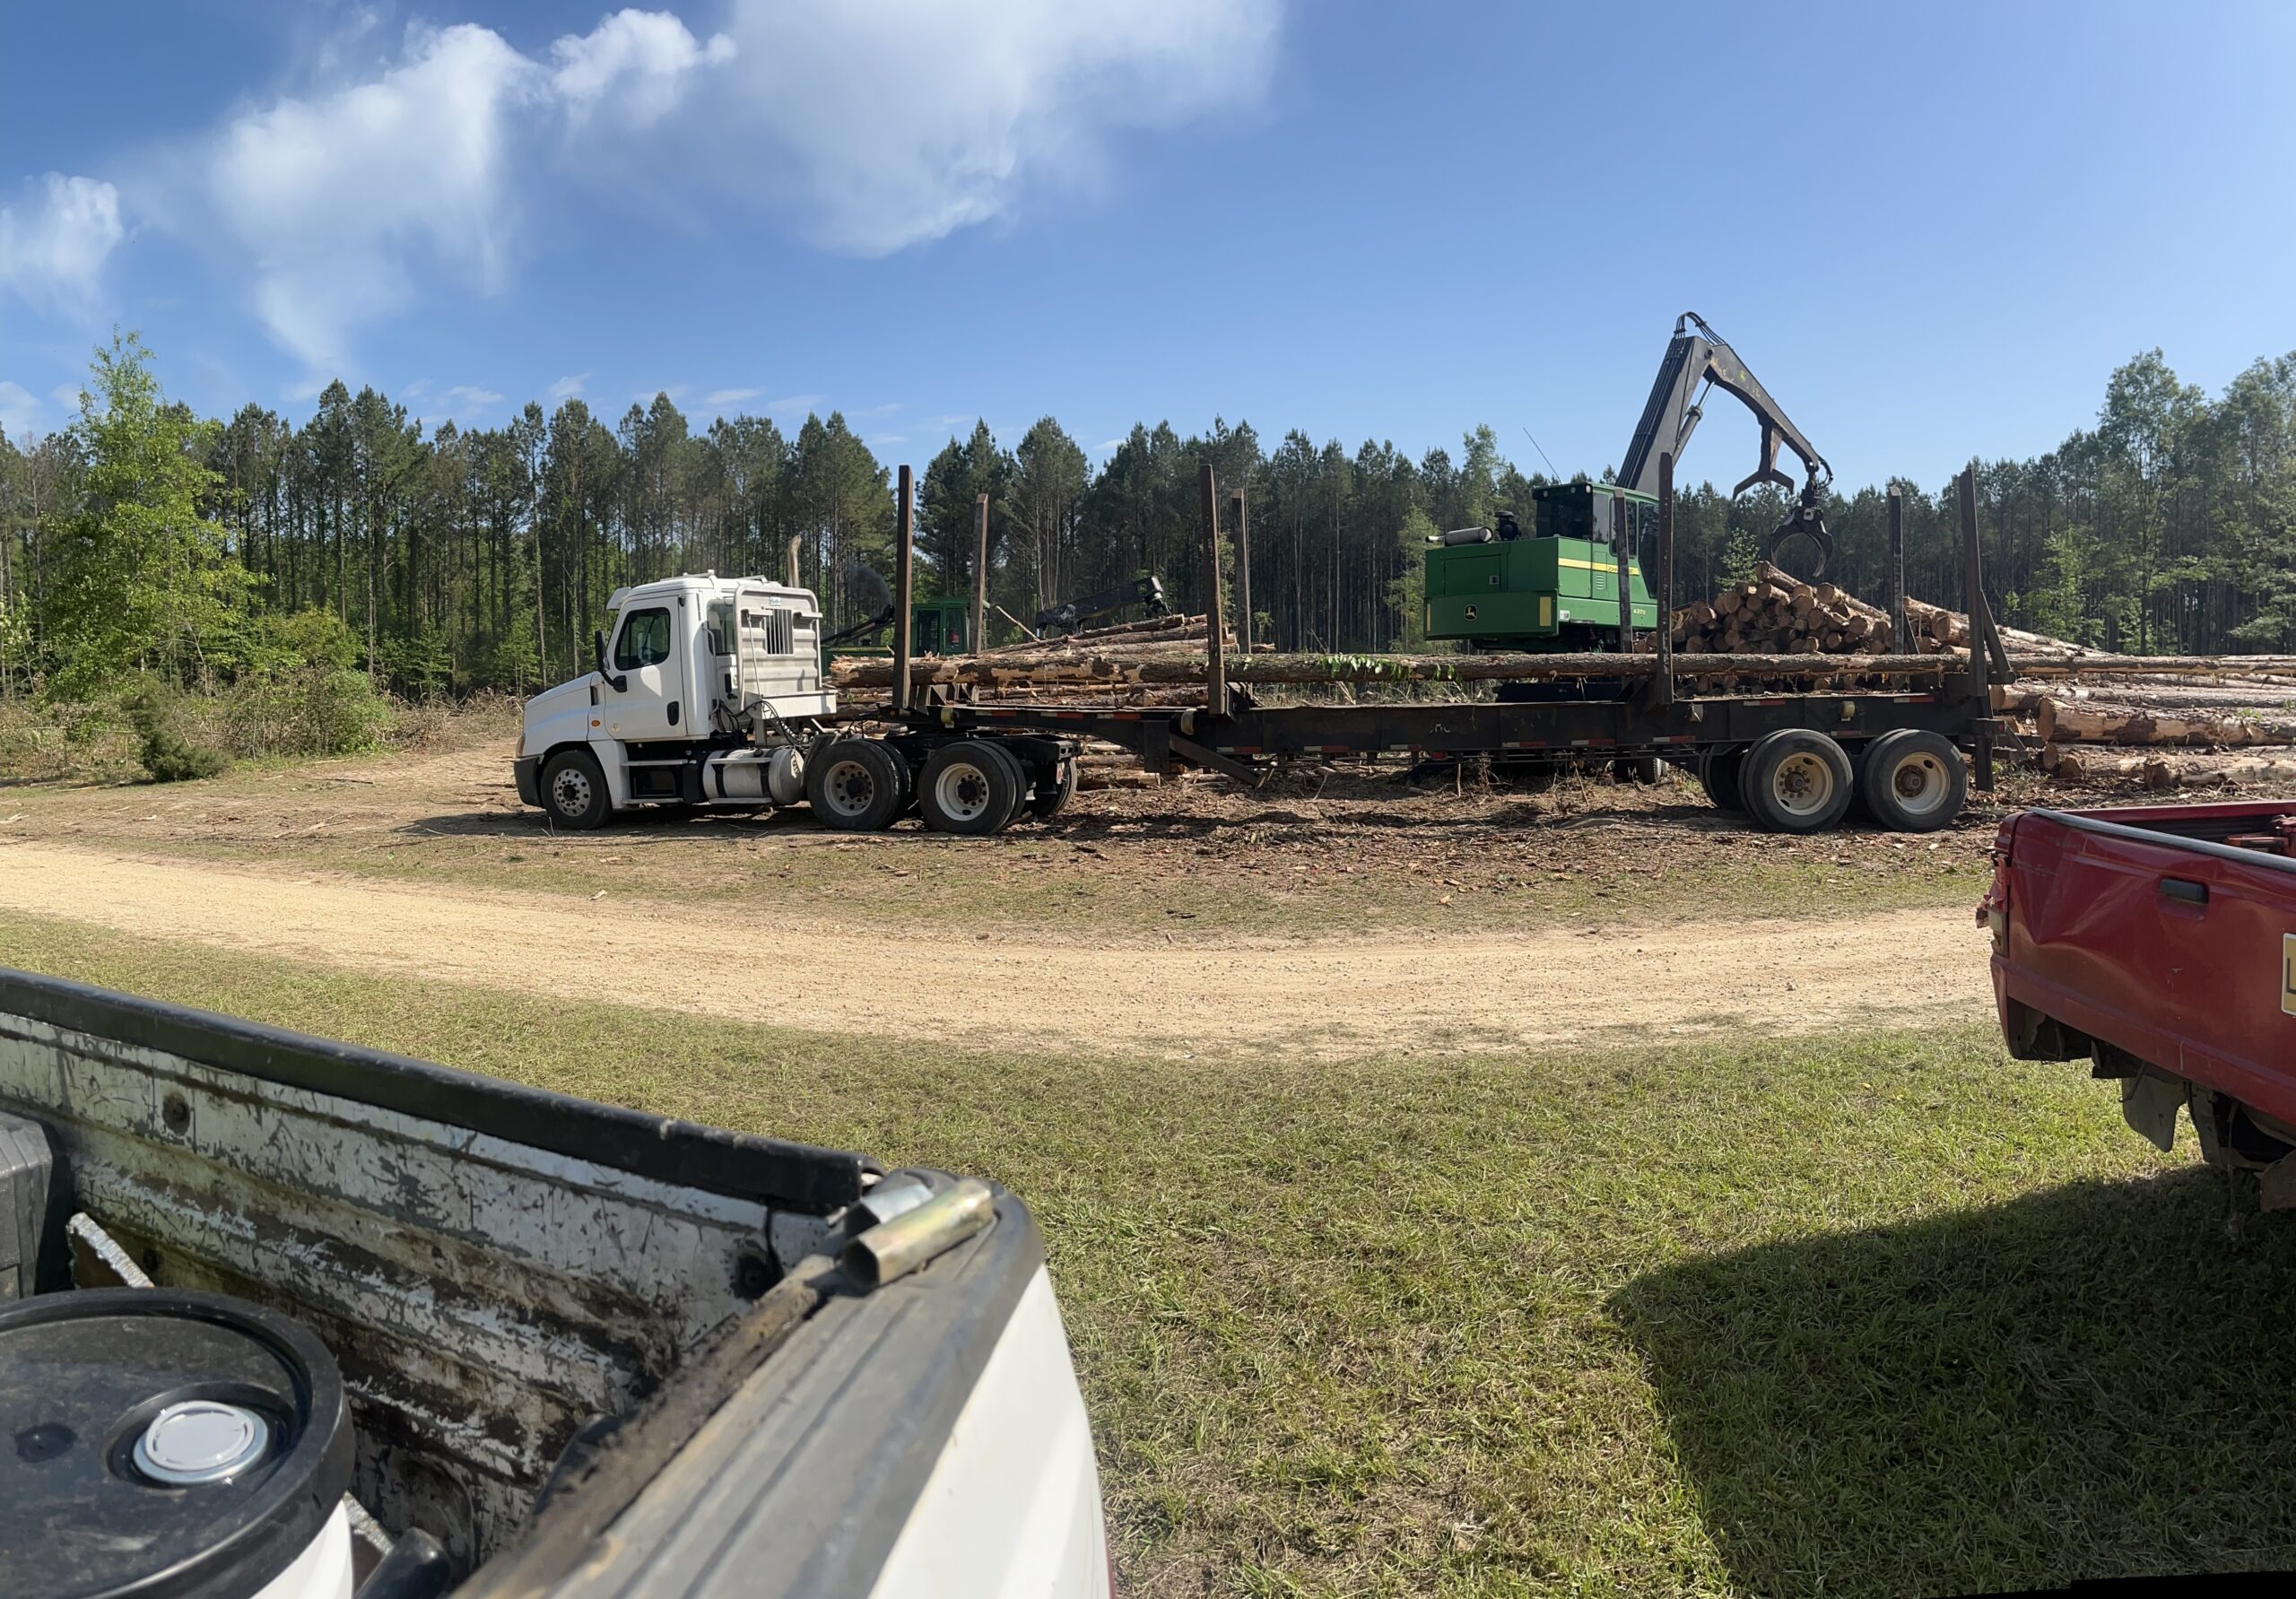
left=1614, top=312, right=1838, bottom=574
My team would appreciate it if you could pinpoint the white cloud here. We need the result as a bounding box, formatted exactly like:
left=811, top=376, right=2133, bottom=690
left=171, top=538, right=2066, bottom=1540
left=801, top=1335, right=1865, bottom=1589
left=445, top=384, right=505, bottom=408
left=717, top=0, right=1282, bottom=254
left=704, top=386, right=762, bottom=406
left=156, top=2, right=1277, bottom=367
left=766, top=393, right=825, bottom=414
left=0, top=382, right=39, bottom=441
left=198, top=22, right=544, bottom=371
left=0, top=174, right=125, bottom=311
left=188, top=13, right=732, bottom=369
left=545, top=373, right=589, bottom=402
left=552, top=9, right=734, bottom=126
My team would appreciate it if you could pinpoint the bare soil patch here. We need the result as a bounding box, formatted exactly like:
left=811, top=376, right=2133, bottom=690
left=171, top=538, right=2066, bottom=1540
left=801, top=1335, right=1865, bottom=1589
left=0, top=838, right=1989, bottom=1058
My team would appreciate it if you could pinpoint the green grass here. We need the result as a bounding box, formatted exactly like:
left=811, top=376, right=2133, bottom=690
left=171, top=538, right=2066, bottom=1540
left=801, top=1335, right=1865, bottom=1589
left=7, top=916, right=2286, bottom=1596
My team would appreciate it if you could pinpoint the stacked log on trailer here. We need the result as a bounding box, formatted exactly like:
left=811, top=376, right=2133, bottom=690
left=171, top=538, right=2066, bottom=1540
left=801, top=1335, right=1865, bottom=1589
left=1667, top=567, right=1899, bottom=657
left=831, top=569, right=2296, bottom=793
left=1662, top=562, right=2084, bottom=661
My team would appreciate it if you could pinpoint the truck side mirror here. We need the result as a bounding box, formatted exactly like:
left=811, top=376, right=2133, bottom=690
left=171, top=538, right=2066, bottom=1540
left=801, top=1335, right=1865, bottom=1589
left=596, top=630, right=627, bottom=692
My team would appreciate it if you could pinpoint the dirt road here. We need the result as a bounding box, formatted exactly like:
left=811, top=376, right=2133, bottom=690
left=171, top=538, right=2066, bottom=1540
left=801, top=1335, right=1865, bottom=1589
left=0, top=839, right=1991, bottom=1058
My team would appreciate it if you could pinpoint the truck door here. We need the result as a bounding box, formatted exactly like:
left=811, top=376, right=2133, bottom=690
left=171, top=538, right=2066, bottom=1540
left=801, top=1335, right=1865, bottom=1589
left=602, top=603, right=688, bottom=742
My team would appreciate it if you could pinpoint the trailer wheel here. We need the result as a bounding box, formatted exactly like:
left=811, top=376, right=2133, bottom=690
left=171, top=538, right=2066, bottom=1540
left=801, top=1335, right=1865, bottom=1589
left=1740, top=729, right=1855, bottom=833
left=917, top=742, right=1024, bottom=836
left=1029, top=756, right=1079, bottom=819
left=541, top=750, right=612, bottom=830
left=805, top=739, right=906, bottom=831
left=876, top=738, right=918, bottom=816
left=1857, top=729, right=1968, bottom=833
left=977, top=741, right=1033, bottom=831
left=1697, top=745, right=1747, bottom=812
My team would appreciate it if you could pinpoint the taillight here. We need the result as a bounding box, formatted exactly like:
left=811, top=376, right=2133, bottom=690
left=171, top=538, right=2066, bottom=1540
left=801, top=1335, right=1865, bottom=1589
left=1978, top=852, right=2011, bottom=952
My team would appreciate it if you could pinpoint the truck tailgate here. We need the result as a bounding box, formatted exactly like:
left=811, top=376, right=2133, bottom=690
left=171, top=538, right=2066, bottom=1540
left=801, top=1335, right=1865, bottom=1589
left=1994, top=804, right=2296, bottom=1128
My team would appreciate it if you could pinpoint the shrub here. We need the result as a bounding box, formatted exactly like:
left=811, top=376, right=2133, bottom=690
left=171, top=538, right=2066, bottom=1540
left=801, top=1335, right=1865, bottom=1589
left=221, top=665, right=395, bottom=759
left=123, top=679, right=230, bottom=782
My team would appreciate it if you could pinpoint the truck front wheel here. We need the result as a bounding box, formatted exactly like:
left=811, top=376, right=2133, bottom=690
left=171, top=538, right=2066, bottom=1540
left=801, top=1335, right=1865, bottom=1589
left=1740, top=729, right=1854, bottom=834
left=806, top=739, right=907, bottom=831
left=541, top=750, right=613, bottom=830
left=918, top=742, right=1024, bottom=836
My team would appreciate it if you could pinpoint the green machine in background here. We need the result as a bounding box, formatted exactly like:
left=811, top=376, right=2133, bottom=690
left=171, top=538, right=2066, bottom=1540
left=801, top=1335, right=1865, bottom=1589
left=1423, top=482, right=1658, bottom=653
left=821, top=595, right=975, bottom=669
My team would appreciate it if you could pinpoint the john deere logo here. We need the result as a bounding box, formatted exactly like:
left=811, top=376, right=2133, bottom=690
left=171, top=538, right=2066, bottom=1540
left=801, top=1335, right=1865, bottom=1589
left=1464, top=605, right=1478, bottom=621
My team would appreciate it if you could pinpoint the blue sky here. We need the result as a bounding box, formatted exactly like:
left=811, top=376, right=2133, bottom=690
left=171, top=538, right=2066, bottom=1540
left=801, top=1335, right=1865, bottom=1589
left=4, top=0, right=2292, bottom=491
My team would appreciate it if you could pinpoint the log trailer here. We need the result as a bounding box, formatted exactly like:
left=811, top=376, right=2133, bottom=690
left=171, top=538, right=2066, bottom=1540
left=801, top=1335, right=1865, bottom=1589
left=513, top=321, right=2010, bottom=838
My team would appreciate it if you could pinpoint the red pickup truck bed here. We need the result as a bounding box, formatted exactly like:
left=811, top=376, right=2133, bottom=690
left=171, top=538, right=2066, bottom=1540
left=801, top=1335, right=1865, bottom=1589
left=1986, top=800, right=2296, bottom=1186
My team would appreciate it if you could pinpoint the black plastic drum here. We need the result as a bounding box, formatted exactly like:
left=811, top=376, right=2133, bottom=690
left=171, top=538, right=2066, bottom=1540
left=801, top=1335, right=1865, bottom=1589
left=0, top=1287, right=352, bottom=1598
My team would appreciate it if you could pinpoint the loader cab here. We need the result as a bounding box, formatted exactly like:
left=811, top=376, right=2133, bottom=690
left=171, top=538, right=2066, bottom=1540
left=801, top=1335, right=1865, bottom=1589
left=910, top=597, right=972, bottom=656
left=1422, top=483, right=1658, bottom=652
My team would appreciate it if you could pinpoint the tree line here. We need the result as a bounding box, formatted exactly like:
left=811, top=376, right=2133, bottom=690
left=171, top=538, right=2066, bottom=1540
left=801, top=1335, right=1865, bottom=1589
left=3, top=335, right=2292, bottom=701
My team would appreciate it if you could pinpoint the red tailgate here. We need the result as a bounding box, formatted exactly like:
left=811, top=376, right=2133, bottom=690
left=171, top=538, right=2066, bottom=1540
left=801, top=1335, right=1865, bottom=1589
left=1995, top=805, right=2296, bottom=1127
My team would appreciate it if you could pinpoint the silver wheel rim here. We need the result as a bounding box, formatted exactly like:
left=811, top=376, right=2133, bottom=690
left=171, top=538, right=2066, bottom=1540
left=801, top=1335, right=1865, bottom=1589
left=933, top=760, right=995, bottom=823
left=821, top=758, right=877, bottom=818
left=1889, top=751, right=1952, bottom=819
left=1770, top=751, right=1837, bottom=818
left=550, top=766, right=592, bottom=816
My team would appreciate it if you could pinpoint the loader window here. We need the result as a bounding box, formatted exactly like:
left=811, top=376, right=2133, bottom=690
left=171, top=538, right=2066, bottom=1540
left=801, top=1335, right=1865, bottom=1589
left=613, top=607, right=672, bottom=670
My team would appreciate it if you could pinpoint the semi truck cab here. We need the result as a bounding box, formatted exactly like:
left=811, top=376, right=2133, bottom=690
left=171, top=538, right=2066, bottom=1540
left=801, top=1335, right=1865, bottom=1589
left=513, top=572, right=1080, bottom=837
left=515, top=573, right=833, bottom=825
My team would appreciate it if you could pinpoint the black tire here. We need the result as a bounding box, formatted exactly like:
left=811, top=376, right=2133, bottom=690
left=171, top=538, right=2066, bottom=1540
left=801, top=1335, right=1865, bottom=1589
left=917, top=742, right=1025, bottom=835
left=1029, top=755, right=1079, bottom=819
left=1697, top=745, right=1747, bottom=812
left=540, top=749, right=612, bottom=830
left=977, top=741, right=1032, bottom=831
left=1740, top=728, right=1856, bottom=834
left=804, top=738, right=907, bottom=831
left=1856, top=729, right=1968, bottom=833
left=878, top=739, right=918, bottom=815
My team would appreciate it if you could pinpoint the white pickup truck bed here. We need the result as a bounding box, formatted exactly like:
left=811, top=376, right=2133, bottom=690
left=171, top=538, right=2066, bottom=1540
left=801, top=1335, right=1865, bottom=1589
left=0, top=969, right=1108, bottom=1597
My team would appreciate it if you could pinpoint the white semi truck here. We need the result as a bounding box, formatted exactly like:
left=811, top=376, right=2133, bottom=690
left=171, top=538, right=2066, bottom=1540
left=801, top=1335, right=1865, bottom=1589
left=0, top=968, right=1112, bottom=1598
left=513, top=573, right=1077, bottom=834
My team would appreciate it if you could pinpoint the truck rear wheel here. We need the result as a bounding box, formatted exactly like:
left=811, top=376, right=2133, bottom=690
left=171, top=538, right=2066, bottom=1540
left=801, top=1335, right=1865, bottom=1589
left=805, top=739, right=906, bottom=831
left=1029, top=756, right=1078, bottom=819
left=917, top=742, right=1024, bottom=835
left=1857, top=729, right=1967, bottom=832
left=1740, top=728, right=1854, bottom=834
left=541, top=750, right=612, bottom=830
left=1697, top=745, right=1746, bottom=812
